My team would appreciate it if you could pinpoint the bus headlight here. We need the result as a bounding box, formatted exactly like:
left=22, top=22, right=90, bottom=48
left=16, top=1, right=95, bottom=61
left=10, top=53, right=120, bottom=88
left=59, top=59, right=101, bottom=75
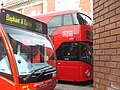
left=85, top=70, right=90, bottom=77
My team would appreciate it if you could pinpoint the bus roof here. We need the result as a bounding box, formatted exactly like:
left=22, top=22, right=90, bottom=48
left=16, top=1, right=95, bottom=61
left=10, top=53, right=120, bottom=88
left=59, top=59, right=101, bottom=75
left=38, top=10, right=79, bottom=17
left=0, top=8, right=47, bottom=34
left=34, top=10, right=80, bottom=23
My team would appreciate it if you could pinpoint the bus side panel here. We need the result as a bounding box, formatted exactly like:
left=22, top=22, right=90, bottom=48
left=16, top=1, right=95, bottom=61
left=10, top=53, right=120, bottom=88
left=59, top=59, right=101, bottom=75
left=0, top=77, right=15, bottom=90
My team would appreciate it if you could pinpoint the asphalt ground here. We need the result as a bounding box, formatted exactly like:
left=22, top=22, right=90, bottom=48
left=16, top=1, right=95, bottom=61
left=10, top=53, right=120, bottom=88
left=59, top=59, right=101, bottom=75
left=54, top=80, right=93, bottom=90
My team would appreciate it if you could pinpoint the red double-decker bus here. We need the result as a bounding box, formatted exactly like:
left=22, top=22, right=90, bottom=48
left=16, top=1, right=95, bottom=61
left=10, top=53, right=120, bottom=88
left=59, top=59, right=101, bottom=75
left=34, top=10, right=93, bottom=82
left=0, top=8, right=57, bottom=90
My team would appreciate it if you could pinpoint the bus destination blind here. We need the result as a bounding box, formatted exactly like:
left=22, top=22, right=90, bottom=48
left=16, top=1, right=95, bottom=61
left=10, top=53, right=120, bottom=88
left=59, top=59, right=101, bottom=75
left=0, top=9, right=47, bottom=34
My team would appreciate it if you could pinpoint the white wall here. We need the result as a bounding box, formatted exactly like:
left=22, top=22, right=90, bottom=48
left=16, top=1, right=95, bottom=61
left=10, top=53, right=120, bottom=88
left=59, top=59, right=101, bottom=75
left=55, top=0, right=80, bottom=11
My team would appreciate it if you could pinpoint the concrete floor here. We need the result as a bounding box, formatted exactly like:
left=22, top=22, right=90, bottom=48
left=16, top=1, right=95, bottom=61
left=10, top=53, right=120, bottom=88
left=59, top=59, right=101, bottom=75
left=54, top=80, right=93, bottom=90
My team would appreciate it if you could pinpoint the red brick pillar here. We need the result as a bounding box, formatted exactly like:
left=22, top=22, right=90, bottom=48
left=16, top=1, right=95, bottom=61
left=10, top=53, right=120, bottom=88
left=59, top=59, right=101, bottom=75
left=93, top=0, right=120, bottom=90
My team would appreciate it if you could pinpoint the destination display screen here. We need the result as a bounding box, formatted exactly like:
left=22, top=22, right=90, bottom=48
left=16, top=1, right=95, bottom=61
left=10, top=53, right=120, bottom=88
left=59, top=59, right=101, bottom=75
left=0, top=9, right=47, bottom=34
left=86, top=30, right=93, bottom=40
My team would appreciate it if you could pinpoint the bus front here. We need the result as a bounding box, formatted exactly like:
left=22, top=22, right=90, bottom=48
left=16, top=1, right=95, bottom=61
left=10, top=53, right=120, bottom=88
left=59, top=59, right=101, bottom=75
left=0, top=9, right=57, bottom=90
left=56, top=12, right=93, bottom=82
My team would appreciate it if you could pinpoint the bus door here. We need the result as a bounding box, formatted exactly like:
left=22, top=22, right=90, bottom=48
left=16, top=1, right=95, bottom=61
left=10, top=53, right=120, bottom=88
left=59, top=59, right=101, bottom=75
left=56, top=42, right=80, bottom=81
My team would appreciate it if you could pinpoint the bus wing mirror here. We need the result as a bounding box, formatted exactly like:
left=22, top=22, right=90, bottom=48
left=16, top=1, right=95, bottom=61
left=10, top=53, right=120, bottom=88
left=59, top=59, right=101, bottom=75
left=44, top=56, right=49, bottom=61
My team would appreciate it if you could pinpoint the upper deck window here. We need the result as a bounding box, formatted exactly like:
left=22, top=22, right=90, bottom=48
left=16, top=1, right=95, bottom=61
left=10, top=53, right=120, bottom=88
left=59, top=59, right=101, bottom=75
left=72, top=13, right=92, bottom=26
left=48, top=16, right=62, bottom=27
left=47, top=15, right=62, bottom=35
left=63, top=14, right=73, bottom=25
left=79, top=13, right=92, bottom=26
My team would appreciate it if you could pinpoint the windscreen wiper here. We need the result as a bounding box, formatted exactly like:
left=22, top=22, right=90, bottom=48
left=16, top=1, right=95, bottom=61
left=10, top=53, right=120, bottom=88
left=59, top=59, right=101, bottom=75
left=36, top=67, right=56, bottom=78
left=23, top=65, right=49, bottom=81
left=23, top=66, right=56, bottom=81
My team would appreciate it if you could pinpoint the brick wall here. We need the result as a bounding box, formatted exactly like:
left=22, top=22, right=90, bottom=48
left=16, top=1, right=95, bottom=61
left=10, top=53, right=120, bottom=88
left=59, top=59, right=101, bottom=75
left=46, top=0, right=55, bottom=12
left=80, top=0, right=91, bottom=17
left=93, top=0, right=120, bottom=90
left=5, top=0, right=17, bottom=5
left=24, top=4, right=43, bottom=15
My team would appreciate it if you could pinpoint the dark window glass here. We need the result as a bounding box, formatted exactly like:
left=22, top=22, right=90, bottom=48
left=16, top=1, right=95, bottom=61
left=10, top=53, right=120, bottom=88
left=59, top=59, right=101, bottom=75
left=80, top=43, right=93, bottom=65
left=72, top=13, right=92, bottom=26
left=79, top=13, right=92, bottom=26
left=56, top=42, right=93, bottom=65
left=56, top=42, right=79, bottom=60
left=86, top=30, right=93, bottom=40
left=72, top=13, right=84, bottom=25
left=63, top=14, right=73, bottom=25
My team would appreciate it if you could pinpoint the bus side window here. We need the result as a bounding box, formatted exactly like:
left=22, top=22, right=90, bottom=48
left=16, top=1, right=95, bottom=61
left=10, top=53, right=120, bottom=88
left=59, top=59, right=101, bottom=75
left=0, top=38, right=6, bottom=60
left=0, top=36, right=12, bottom=80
